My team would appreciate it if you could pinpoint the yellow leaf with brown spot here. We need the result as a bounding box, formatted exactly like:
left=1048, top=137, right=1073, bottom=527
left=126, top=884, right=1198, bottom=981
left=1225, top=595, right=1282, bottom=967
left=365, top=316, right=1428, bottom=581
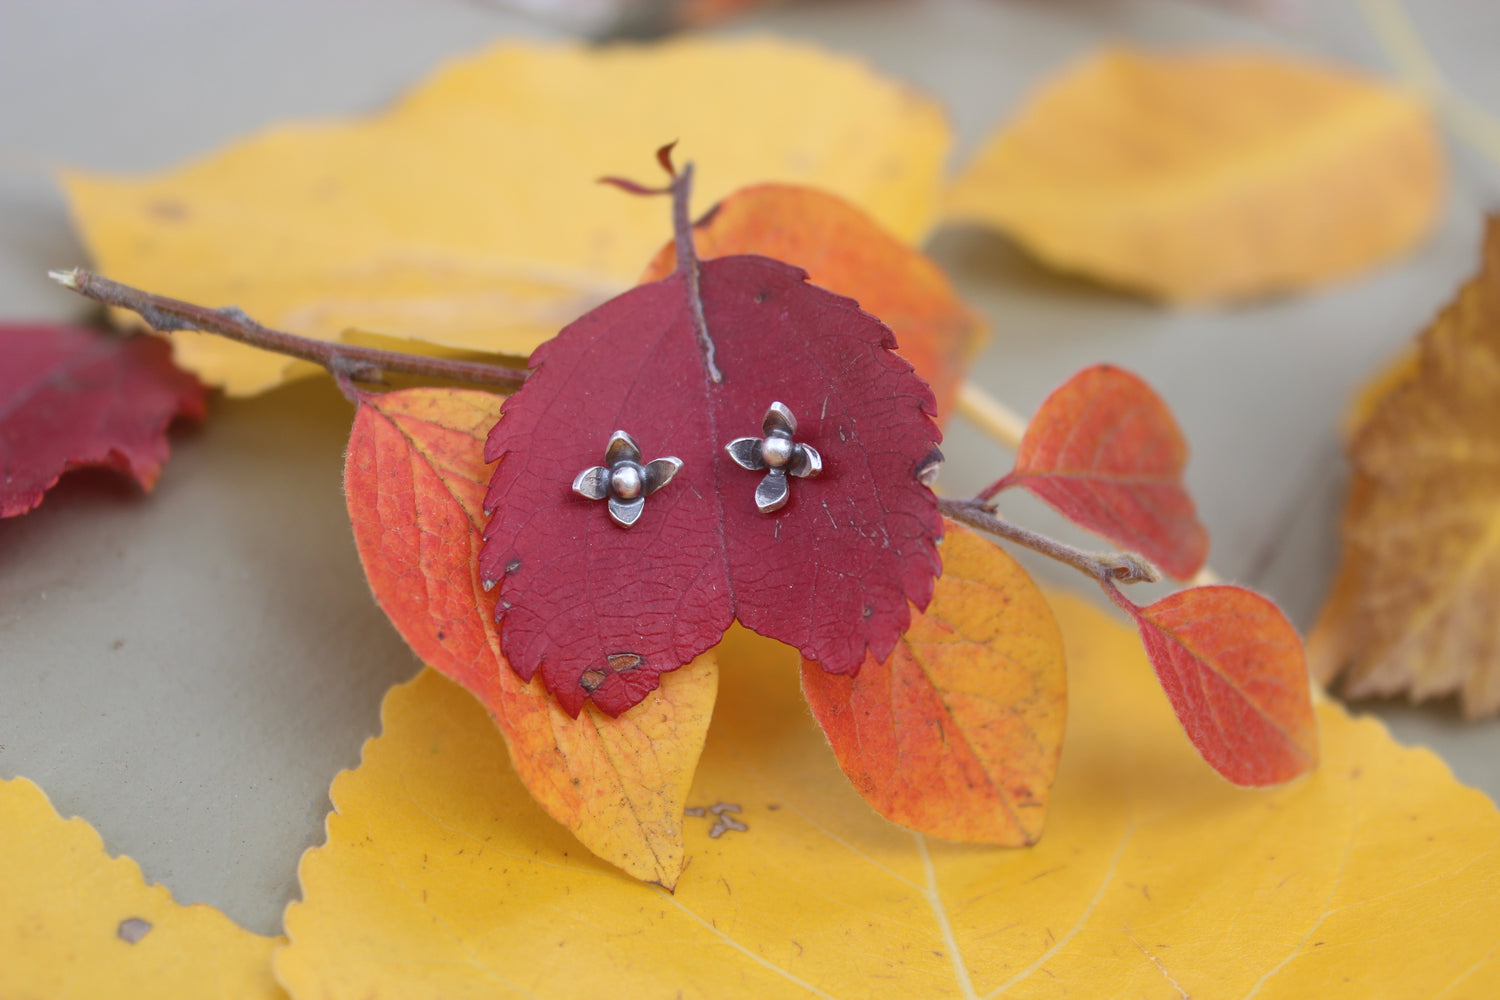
left=945, top=47, right=1443, bottom=303
left=0, top=776, right=285, bottom=999
left=642, top=183, right=987, bottom=422
left=1311, top=216, right=1500, bottom=717
left=276, top=593, right=1500, bottom=999
left=63, top=39, right=950, bottom=395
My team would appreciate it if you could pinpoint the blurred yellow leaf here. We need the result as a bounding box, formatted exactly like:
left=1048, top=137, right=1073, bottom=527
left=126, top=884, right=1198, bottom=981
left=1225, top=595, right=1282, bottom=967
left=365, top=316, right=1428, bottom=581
left=277, top=592, right=1500, bottom=999
left=63, top=39, right=950, bottom=395
left=1340, top=341, right=1420, bottom=440
left=945, top=47, right=1443, bottom=303
left=1311, top=216, right=1500, bottom=717
left=0, top=776, right=285, bottom=1000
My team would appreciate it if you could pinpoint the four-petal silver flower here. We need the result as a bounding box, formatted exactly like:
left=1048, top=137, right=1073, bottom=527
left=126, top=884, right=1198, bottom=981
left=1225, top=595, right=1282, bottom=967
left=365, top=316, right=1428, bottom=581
left=573, top=431, right=682, bottom=527
left=726, top=401, right=823, bottom=514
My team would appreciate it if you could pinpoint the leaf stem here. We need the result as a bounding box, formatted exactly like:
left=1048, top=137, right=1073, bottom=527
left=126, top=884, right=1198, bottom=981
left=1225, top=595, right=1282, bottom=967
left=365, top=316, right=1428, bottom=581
left=936, top=497, right=1162, bottom=586
left=670, top=162, right=722, bottom=383
left=976, top=472, right=1015, bottom=503
left=1098, top=577, right=1143, bottom=616
left=48, top=268, right=529, bottom=392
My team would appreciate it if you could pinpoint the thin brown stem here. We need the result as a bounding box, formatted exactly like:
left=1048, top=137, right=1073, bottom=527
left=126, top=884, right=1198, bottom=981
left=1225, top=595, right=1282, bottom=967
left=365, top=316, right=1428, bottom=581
left=936, top=497, right=1162, bottom=586
left=670, top=162, right=721, bottom=383
left=976, top=472, right=1016, bottom=503
left=49, top=268, right=529, bottom=391
left=1098, top=577, right=1145, bottom=616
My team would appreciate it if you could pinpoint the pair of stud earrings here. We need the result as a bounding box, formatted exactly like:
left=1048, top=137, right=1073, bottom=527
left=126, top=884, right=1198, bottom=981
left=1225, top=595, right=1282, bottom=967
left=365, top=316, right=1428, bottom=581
left=572, top=402, right=822, bottom=527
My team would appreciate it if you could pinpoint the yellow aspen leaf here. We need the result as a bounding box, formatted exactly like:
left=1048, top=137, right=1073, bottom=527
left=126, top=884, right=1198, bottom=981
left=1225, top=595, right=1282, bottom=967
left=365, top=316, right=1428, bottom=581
left=276, top=593, right=1500, bottom=999
left=1310, top=216, right=1500, bottom=717
left=62, top=39, right=950, bottom=395
left=0, top=776, right=285, bottom=1000
left=944, top=47, right=1443, bottom=303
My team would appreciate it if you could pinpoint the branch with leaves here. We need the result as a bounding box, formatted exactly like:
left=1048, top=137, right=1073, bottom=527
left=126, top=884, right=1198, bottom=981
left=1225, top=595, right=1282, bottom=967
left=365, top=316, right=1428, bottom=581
left=49, top=145, right=1318, bottom=887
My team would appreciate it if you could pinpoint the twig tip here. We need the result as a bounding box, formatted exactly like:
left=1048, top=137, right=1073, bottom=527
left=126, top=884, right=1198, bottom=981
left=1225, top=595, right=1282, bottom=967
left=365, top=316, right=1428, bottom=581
left=48, top=268, right=79, bottom=290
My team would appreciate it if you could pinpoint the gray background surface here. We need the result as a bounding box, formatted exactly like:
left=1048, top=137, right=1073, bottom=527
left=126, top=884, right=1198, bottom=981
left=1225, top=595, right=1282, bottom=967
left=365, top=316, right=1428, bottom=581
left=2, top=0, right=1497, bottom=936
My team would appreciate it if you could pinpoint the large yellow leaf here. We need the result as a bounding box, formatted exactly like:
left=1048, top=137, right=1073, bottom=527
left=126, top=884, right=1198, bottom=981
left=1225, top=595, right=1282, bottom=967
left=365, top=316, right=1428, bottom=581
left=0, top=776, right=286, bottom=1000
left=276, top=593, right=1500, bottom=998
left=1310, top=216, right=1500, bottom=717
left=63, top=39, right=950, bottom=395
left=945, top=47, right=1443, bottom=303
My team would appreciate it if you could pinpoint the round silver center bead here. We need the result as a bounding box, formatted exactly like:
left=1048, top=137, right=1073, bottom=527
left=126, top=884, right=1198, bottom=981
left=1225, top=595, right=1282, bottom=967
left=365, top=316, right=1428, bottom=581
left=760, top=434, right=794, bottom=469
left=610, top=463, right=644, bottom=500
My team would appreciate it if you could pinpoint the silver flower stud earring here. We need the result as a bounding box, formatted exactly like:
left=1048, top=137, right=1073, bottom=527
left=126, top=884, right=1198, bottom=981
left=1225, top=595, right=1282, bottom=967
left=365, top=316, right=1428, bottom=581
left=726, top=401, right=823, bottom=514
left=573, top=431, right=682, bottom=527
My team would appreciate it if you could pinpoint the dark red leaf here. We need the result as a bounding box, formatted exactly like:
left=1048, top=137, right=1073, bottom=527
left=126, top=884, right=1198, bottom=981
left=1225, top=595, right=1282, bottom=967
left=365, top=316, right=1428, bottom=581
left=1, top=323, right=205, bottom=517
left=1110, top=583, right=1318, bottom=786
left=995, top=364, right=1207, bottom=580
left=480, top=256, right=943, bottom=716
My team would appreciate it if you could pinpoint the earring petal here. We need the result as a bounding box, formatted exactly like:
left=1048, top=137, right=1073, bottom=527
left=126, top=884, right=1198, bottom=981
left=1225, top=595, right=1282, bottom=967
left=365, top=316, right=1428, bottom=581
left=762, top=401, right=797, bottom=437
left=608, top=495, right=646, bottom=527
left=604, top=430, right=642, bottom=466
left=726, top=437, right=767, bottom=471
left=572, top=465, right=610, bottom=499
left=755, top=470, right=790, bottom=514
left=916, top=448, right=944, bottom=487
left=642, top=456, right=683, bottom=495
left=788, top=443, right=822, bottom=479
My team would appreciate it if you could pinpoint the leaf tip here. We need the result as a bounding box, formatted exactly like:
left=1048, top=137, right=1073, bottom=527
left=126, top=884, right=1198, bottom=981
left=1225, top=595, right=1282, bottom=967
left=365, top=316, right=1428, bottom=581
left=655, top=140, right=679, bottom=178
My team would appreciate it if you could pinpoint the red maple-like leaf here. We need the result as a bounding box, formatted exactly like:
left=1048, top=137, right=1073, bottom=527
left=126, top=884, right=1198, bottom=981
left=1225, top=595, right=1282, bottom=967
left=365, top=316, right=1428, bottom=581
left=1, top=323, right=205, bottom=517
left=990, top=364, right=1207, bottom=580
left=480, top=172, right=942, bottom=716
left=1107, top=583, right=1317, bottom=786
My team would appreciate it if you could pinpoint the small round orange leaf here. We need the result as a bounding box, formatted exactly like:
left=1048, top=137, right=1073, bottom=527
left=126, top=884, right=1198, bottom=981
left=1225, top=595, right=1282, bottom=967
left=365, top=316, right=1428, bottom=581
left=1121, top=584, right=1317, bottom=786
left=1000, top=364, right=1207, bottom=580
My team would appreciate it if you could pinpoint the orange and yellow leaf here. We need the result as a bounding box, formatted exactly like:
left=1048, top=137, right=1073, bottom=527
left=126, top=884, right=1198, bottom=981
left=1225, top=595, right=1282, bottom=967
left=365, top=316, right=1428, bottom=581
left=802, top=520, right=1065, bottom=845
left=344, top=387, right=716, bottom=886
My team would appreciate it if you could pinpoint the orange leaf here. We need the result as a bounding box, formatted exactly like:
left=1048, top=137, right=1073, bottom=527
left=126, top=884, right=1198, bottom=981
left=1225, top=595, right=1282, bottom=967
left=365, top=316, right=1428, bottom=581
left=945, top=47, right=1443, bottom=302
left=1114, top=584, right=1318, bottom=786
left=343, top=386, right=716, bottom=886
left=1310, top=216, right=1500, bottom=717
left=801, top=519, right=1065, bottom=844
left=996, top=364, right=1208, bottom=580
left=642, top=183, right=986, bottom=422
